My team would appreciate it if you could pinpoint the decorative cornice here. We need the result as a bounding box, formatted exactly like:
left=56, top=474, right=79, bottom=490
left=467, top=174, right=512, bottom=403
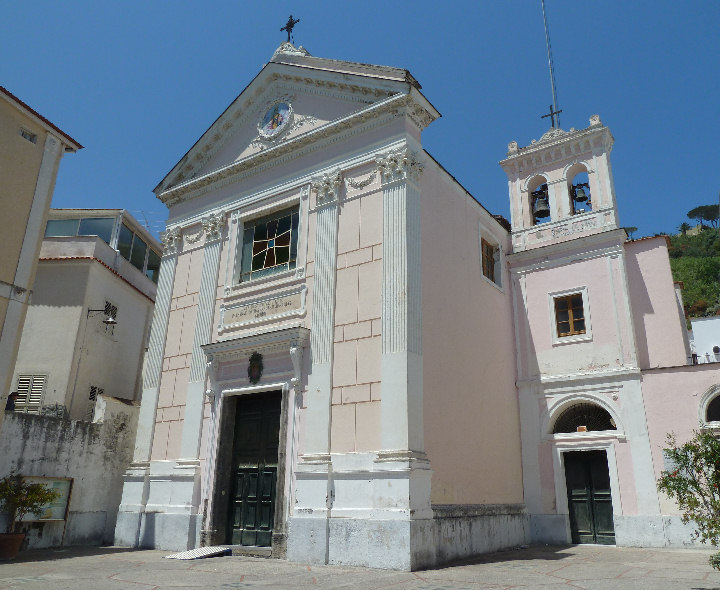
left=160, top=226, right=182, bottom=255
left=501, top=116, right=614, bottom=171
left=311, top=169, right=342, bottom=206
left=376, top=148, right=424, bottom=186
left=203, top=326, right=310, bottom=361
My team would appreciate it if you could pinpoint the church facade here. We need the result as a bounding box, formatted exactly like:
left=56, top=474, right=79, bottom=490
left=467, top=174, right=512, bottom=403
left=115, top=43, right=720, bottom=569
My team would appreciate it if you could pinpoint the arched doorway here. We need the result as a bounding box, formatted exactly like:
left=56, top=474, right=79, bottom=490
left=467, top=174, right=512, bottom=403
left=554, top=403, right=617, bottom=544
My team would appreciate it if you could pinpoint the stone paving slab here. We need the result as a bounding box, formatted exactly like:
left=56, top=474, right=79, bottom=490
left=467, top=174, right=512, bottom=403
left=2, top=545, right=720, bottom=589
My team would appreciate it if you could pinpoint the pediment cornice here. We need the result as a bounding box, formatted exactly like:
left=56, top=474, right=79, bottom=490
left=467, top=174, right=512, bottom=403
left=156, top=61, right=425, bottom=195
left=157, top=92, right=437, bottom=206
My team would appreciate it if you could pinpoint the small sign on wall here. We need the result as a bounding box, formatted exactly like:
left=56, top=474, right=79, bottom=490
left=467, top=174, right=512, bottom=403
left=21, top=477, right=72, bottom=521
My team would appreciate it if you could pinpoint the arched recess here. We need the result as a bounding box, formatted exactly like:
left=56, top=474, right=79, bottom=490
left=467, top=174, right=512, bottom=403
left=543, top=394, right=623, bottom=438
left=698, top=384, right=720, bottom=426
left=525, top=174, right=551, bottom=226
left=564, top=162, right=592, bottom=215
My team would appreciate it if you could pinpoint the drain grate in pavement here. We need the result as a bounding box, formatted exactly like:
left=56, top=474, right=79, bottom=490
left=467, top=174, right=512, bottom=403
left=164, top=546, right=231, bottom=560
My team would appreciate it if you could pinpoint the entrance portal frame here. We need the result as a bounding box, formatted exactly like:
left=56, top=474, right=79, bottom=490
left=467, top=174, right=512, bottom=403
left=552, top=438, right=622, bottom=544
left=201, top=326, right=309, bottom=557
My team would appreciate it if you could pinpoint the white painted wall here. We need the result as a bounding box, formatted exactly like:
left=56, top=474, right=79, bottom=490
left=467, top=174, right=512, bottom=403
left=0, top=395, right=138, bottom=547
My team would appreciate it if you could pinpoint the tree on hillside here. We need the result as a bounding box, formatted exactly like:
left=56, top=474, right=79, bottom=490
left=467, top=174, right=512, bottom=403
left=679, top=222, right=691, bottom=235
left=688, top=205, right=720, bottom=228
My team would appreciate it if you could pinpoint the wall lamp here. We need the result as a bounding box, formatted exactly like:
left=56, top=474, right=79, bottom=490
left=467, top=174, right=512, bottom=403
left=87, top=308, right=118, bottom=326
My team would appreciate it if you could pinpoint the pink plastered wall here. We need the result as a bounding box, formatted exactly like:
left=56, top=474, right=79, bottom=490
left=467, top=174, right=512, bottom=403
left=420, top=162, right=523, bottom=505
left=518, top=237, right=635, bottom=378
left=625, top=237, right=688, bottom=369
left=642, top=366, right=720, bottom=474
left=151, top=244, right=205, bottom=461
left=330, top=173, right=383, bottom=453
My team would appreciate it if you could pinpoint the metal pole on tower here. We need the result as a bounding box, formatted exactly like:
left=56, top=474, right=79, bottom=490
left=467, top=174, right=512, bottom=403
left=541, top=0, right=561, bottom=128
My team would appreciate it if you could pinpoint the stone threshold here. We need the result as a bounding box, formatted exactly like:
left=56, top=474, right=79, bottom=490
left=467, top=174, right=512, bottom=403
left=229, top=545, right=273, bottom=558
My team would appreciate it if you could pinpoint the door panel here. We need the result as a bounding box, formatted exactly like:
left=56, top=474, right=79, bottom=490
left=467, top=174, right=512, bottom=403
left=564, top=450, right=615, bottom=544
left=227, top=391, right=281, bottom=547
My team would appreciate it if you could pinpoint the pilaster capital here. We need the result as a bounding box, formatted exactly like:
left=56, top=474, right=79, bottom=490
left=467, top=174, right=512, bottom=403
left=312, top=169, right=342, bottom=206
left=160, top=226, right=182, bottom=255
left=376, top=148, right=423, bottom=186
left=202, top=211, right=225, bottom=242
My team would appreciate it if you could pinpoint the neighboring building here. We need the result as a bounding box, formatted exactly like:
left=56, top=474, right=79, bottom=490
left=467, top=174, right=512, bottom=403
left=115, top=44, right=719, bottom=569
left=0, top=209, right=161, bottom=548
left=689, top=316, right=720, bottom=364
left=10, top=209, right=161, bottom=419
left=0, top=87, right=82, bottom=424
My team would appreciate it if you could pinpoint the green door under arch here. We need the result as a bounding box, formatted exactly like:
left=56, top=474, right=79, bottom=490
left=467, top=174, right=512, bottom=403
left=564, top=450, right=615, bottom=544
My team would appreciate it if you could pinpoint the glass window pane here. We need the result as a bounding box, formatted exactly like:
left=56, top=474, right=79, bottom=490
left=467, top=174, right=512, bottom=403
left=574, top=319, right=586, bottom=333
left=146, top=249, right=161, bottom=283
left=117, top=224, right=134, bottom=261
left=78, top=218, right=115, bottom=244
left=130, top=236, right=147, bottom=271
left=45, top=219, right=79, bottom=237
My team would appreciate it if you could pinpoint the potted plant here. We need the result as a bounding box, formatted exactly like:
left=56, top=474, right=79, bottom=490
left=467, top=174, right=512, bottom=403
left=0, top=472, right=60, bottom=559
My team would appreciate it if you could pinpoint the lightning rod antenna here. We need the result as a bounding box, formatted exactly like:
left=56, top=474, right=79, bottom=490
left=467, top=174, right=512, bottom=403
left=541, top=0, right=561, bottom=128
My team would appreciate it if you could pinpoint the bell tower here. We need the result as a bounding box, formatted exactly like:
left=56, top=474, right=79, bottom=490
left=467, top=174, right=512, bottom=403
left=500, top=115, right=620, bottom=253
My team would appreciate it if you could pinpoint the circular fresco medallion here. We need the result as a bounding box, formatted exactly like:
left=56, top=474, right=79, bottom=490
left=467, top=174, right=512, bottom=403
left=258, top=101, right=292, bottom=139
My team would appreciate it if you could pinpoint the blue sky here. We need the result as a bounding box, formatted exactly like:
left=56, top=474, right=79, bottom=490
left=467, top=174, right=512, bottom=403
left=3, top=1, right=719, bottom=238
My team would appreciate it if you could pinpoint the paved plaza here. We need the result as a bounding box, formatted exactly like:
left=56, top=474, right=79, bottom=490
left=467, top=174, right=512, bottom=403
left=2, top=544, right=720, bottom=589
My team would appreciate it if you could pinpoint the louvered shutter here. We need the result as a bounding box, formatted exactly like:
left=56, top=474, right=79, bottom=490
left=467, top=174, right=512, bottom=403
left=15, top=375, right=46, bottom=413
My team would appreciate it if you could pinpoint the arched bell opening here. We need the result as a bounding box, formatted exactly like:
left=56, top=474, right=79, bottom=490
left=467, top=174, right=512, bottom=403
left=552, top=402, right=617, bottom=434
left=528, top=175, right=551, bottom=225
left=567, top=165, right=591, bottom=215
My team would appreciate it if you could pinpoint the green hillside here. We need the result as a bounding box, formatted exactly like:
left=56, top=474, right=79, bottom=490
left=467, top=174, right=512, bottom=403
left=667, top=230, right=720, bottom=317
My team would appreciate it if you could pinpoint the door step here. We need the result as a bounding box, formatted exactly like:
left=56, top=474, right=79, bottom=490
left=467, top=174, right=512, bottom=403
left=229, top=545, right=273, bottom=558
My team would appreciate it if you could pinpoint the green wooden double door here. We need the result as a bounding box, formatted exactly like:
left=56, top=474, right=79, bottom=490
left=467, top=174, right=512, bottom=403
left=564, top=450, right=616, bottom=545
left=226, top=391, right=281, bottom=547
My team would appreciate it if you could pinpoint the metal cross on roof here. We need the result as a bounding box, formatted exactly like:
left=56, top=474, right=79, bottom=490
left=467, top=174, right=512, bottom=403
left=281, top=15, right=300, bottom=42
left=541, top=104, right=563, bottom=128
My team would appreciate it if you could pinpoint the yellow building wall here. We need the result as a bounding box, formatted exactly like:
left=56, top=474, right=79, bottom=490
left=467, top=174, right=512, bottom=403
left=0, top=99, right=48, bottom=285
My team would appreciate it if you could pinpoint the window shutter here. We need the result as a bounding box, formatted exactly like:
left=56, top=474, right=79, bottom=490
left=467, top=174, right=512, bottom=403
left=15, top=375, right=46, bottom=413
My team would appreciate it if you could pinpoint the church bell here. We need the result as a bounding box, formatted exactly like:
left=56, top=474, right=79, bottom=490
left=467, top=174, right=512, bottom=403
left=533, top=197, right=551, bottom=218
left=573, top=185, right=588, bottom=202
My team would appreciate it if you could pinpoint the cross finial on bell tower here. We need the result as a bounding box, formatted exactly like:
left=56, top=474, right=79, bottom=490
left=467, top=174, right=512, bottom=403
left=541, top=104, right=563, bottom=128
left=281, top=15, right=300, bottom=43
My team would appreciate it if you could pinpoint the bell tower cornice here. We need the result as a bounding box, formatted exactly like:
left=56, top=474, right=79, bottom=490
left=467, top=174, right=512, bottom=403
left=500, top=115, right=621, bottom=253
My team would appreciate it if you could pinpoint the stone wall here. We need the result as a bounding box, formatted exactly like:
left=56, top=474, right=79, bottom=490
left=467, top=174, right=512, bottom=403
left=0, top=396, right=137, bottom=548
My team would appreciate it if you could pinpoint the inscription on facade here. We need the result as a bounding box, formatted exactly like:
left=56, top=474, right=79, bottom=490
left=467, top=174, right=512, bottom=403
left=221, top=289, right=305, bottom=331
left=229, top=292, right=301, bottom=323
left=551, top=217, right=597, bottom=238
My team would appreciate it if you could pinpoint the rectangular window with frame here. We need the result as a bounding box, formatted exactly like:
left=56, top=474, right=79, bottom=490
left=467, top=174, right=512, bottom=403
left=554, top=293, right=586, bottom=337
left=14, top=375, right=46, bottom=414
left=237, top=207, right=299, bottom=283
left=481, top=238, right=498, bottom=283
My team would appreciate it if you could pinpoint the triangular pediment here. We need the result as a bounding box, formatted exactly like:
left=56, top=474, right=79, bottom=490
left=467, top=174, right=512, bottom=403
left=155, top=43, right=438, bottom=199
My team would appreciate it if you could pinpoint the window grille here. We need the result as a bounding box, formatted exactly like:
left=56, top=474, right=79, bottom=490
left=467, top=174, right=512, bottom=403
left=85, top=385, right=104, bottom=422
left=236, top=207, right=299, bottom=283
left=553, top=403, right=616, bottom=434
left=14, top=375, right=46, bottom=414
left=19, top=128, right=38, bottom=144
